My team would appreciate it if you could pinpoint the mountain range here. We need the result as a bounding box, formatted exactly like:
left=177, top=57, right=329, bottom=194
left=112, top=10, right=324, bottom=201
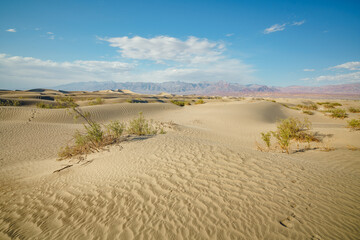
left=53, top=81, right=360, bottom=96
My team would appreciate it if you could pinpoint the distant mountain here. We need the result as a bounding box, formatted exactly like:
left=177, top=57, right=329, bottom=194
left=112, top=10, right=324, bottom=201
left=53, top=81, right=360, bottom=95
left=53, top=81, right=280, bottom=95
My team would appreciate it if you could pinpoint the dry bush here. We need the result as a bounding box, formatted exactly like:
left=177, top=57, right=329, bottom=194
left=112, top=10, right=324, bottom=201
left=347, top=119, right=360, bottom=130
left=0, top=99, right=21, bottom=106
left=170, top=100, right=185, bottom=106
left=328, top=108, right=348, bottom=119
left=37, top=96, right=78, bottom=109
left=195, top=99, right=205, bottom=105
left=302, top=110, right=314, bottom=115
left=297, top=103, right=318, bottom=110
left=347, top=145, right=360, bottom=151
left=259, top=117, right=319, bottom=154
left=89, top=97, right=104, bottom=105
left=348, top=107, right=360, bottom=113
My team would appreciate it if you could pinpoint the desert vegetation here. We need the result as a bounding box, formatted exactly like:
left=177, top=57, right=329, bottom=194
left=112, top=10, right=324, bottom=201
left=0, top=99, right=21, bottom=106
left=297, top=103, right=318, bottom=110
left=317, top=102, right=342, bottom=108
left=348, top=107, right=360, bottom=113
left=58, top=102, right=168, bottom=160
left=36, top=96, right=78, bottom=109
left=88, top=97, right=104, bottom=105
left=302, top=110, right=314, bottom=115
left=328, top=108, right=348, bottom=119
left=259, top=117, right=320, bottom=153
left=347, top=119, right=360, bottom=131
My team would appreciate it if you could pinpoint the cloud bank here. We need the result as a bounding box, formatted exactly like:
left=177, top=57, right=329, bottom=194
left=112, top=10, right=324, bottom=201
left=0, top=36, right=256, bottom=89
left=302, top=61, right=360, bottom=84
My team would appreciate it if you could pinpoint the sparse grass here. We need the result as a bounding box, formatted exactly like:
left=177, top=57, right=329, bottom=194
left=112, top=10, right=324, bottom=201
left=297, top=103, right=318, bottom=110
left=348, top=107, right=360, bottom=113
left=89, top=97, right=104, bottom=105
left=194, top=99, right=205, bottom=105
left=328, top=108, right=348, bottom=119
left=318, top=102, right=342, bottom=108
left=0, top=99, right=21, bottom=106
left=170, top=100, right=185, bottom=106
left=302, top=110, right=314, bottom=115
left=347, top=119, right=360, bottom=130
left=36, top=96, right=78, bottom=109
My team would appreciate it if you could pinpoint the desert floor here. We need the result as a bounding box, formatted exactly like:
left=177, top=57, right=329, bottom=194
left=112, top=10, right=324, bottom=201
left=0, top=98, right=359, bottom=239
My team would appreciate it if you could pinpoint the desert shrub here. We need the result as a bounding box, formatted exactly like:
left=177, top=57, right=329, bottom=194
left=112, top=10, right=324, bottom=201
left=36, top=97, right=78, bottom=109
left=348, top=107, right=360, bottom=113
left=127, top=112, right=155, bottom=135
left=0, top=99, right=21, bottom=106
left=329, top=108, right=348, bottom=119
left=302, top=110, right=314, bottom=115
left=270, top=117, right=313, bottom=153
left=106, top=120, right=125, bottom=137
left=318, top=102, right=342, bottom=108
left=89, top=97, right=104, bottom=105
left=170, top=100, right=185, bottom=106
left=195, top=99, right=205, bottom=105
left=347, top=119, right=360, bottom=130
left=36, top=102, right=54, bottom=108
left=261, top=132, right=272, bottom=148
left=297, top=103, right=318, bottom=110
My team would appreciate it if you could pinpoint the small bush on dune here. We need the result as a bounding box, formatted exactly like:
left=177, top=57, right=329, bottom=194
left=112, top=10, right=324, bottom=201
left=89, top=97, right=104, bottom=105
left=302, top=110, right=314, bottom=115
left=348, top=107, right=360, bottom=113
left=0, top=99, right=21, bottom=106
left=329, top=108, right=348, bottom=119
left=347, top=119, right=360, bottom=130
left=127, top=112, right=156, bottom=135
left=170, top=100, right=185, bottom=106
left=259, top=117, right=319, bottom=154
left=261, top=132, right=272, bottom=148
left=36, top=96, right=78, bottom=109
left=318, top=102, right=342, bottom=108
left=106, top=120, right=125, bottom=137
left=297, top=103, right=318, bottom=110
left=195, top=99, right=205, bottom=105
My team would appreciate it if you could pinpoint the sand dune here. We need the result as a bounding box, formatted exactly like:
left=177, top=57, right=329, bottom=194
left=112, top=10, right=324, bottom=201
left=0, top=100, right=359, bottom=239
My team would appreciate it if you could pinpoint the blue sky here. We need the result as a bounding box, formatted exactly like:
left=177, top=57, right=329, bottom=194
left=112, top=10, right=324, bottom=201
left=0, top=0, right=359, bottom=89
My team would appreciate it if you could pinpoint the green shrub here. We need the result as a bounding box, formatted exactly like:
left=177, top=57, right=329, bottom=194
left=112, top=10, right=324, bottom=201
left=348, top=107, right=360, bottom=113
left=106, top=120, right=125, bottom=137
left=170, top=100, right=185, bottom=106
left=302, top=110, right=314, bottom=115
left=297, top=103, right=318, bottom=110
left=318, top=102, right=342, bottom=108
left=0, top=99, right=21, bottom=106
left=329, top=108, right=348, bottom=119
left=269, top=117, right=313, bottom=153
left=36, top=97, right=78, bottom=109
left=195, top=99, right=205, bottom=105
left=261, top=132, right=271, bottom=148
left=89, top=97, right=104, bottom=105
left=347, top=119, right=360, bottom=130
left=127, top=112, right=155, bottom=135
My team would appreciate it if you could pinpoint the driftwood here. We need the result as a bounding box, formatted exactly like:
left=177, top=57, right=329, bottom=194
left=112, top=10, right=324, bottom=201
left=53, top=165, right=73, bottom=173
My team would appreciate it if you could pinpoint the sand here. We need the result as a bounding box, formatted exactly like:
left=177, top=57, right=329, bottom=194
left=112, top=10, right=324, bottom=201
left=0, top=99, right=360, bottom=239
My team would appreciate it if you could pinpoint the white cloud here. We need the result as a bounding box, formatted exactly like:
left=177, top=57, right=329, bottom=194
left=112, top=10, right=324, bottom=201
left=264, top=24, right=286, bottom=34
left=48, top=35, right=55, bottom=40
left=0, top=53, right=135, bottom=89
left=302, top=71, right=360, bottom=83
left=264, top=20, right=305, bottom=34
left=303, top=69, right=315, bottom=72
left=0, top=35, right=256, bottom=89
left=47, top=32, right=54, bottom=35
left=6, top=28, right=16, bottom=32
left=102, top=36, right=225, bottom=64
left=226, top=33, right=234, bottom=37
left=330, top=61, right=360, bottom=71
left=292, top=20, right=305, bottom=26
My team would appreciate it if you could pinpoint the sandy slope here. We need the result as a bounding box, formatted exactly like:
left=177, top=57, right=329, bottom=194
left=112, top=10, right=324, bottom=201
left=0, top=101, right=359, bottom=240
